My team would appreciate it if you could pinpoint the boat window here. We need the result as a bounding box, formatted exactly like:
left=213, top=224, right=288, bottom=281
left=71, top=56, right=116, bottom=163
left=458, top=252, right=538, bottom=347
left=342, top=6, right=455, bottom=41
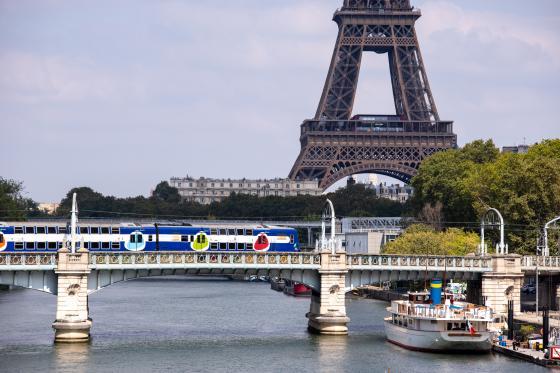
left=101, top=242, right=110, bottom=249
left=80, top=227, right=89, bottom=234
left=112, top=242, right=120, bottom=249
left=36, top=227, right=46, bottom=234
left=219, top=243, right=227, bottom=250
left=111, top=227, right=119, bottom=234
left=90, top=227, right=99, bottom=234
left=37, top=242, right=46, bottom=249
left=101, top=227, right=110, bottom=234
left=430, top=320, right=437, bottom=324
left=91, top=242, right=100, bottom=250
left=47, top=227, right=57, bottom=234
left=447, top=323, right=452, bottom=331
left=25, top=227, right=34, bottom=234
left=227, top=229, right=235, bottom=236
left=246, top=229, right=253, bottom=236
left=14, top=226, right=23, bottom=234
left=25, top=242, right=35, bottom=250
left=48, top=242, right=57, bottom=250
left=15, top=242, right=23, bottom=250
left=210, top=228, right=218, bottom=235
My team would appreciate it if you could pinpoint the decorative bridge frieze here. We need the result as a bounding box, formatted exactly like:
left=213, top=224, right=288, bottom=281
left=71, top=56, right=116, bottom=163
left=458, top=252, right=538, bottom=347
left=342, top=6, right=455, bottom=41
left=346, top=255, right=494, bottom=272
left=521, top=256, right=560, bottom=272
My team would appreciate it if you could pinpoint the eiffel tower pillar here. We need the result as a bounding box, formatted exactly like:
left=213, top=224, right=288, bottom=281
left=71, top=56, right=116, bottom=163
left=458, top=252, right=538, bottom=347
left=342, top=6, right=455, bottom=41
left=289, top=0, right=456, bottom=189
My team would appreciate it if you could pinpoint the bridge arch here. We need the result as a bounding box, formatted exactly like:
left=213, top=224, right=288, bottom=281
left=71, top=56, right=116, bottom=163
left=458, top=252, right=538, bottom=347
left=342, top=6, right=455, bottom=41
left=320, top=161, right=418, bottom=189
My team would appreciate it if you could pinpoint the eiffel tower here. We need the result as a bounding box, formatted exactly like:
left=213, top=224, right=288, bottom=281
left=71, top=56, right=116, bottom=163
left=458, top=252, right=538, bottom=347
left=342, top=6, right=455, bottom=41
left=289, top=0, right=456, bottom=189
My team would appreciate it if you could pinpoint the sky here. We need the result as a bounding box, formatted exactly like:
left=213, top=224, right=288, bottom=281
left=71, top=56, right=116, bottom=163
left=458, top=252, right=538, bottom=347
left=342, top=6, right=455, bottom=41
left=1, top=0, right=559, bottom=202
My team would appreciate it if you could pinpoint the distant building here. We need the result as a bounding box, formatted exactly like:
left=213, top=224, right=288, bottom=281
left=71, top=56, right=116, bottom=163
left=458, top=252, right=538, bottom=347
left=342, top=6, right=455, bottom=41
left=366, top=182, right=414, bottom=203
left=169, top=176, right=322, bottom=204
left=502, top=145, right=529, bottom=154
left=38, top=202, right=59, bottom=214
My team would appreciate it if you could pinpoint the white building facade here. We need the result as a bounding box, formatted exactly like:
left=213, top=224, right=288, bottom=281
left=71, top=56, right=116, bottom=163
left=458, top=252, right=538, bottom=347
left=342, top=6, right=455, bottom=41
left=169, top=176, right=322, bottom=204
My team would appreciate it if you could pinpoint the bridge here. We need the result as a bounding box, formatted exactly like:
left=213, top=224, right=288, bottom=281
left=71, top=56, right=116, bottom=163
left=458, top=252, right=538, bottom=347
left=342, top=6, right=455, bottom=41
left=0, top=248, right=553, bottom=342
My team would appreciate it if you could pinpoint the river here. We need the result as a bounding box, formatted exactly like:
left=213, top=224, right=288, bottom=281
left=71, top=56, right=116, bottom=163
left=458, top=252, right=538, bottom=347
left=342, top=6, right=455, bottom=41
left=0, top=277, right=545, bottom=372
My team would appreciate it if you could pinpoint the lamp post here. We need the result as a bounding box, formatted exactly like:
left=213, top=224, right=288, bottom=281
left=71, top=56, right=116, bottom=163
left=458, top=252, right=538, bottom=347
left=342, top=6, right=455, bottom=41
left=480, top=208, right=506, bottom=255
left=544, top=216, right=560, bottom=257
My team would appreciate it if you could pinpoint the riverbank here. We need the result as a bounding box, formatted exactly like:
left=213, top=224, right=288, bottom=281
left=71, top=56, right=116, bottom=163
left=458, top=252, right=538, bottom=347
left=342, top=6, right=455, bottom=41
left=352, top=285, right=407, bottom=302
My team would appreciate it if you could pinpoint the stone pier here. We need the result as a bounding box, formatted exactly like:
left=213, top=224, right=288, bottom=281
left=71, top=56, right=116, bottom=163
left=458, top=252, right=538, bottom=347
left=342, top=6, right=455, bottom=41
left=52, top=248, right=92, bottom=342
left=482, top=255, right=523, bottom=315
left=307, top=252, right=349, bottom=335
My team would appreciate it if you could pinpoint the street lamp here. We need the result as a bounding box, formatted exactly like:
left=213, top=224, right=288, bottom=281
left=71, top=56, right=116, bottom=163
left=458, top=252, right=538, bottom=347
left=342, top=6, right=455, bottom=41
left=544, top=216, right=560, bottom=257
left=480, top=208, right=506, bottom=255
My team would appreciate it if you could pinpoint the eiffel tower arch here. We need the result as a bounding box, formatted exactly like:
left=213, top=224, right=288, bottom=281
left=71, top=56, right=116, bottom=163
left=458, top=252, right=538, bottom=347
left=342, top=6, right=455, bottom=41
left=289, top=0, right=457, bottom=189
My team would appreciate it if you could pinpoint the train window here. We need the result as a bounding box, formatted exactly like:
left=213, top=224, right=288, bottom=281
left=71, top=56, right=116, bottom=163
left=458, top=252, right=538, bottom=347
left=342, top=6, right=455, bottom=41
left=15, top=242, right=23, bottom=250
left=190, top=235, right=194, bottom=242
left=59, top=227, right=67, bottom=234
left=0, top=234, right=3, bottom=243
left=48, top=242, right=57, bottom=250
left=228, top=243, right=235, bottom=250
left=111, top=227, right=119, bottom=234
left=47, top=227, right=57, bottom=234
left=36, top=227, right=46, bottom=234
left=246, top=229, right=253, bottom=236
left=210, top=228, right=218, bottom=235
left=101, top=227, right=110, bottom=234
left=148, top=235, right=153, bottom=242
left=238, top=243, right=246, bottom=251
left=58, top=242, right=63, bottom=249
left=82, top=242, right=89, bottom=249
left=290, top=235, right=294, bottom=244
left=15, top=226, right=23, bottom=234
left=137, top=234, right=143, bottom=243
left=25, top=227, right=34, bottom=234
left=101, top=242, right=110, bottom=249
left=247, top=243, right=253, bottom=250
left=91, top=242, right=100, bottom=250
left=218, top=229, right=226, bottom=235
left=236, top=229, right=243, bottom=236
left=80, top=227, right=89, bottom=234
left=112, top=242, right=120, bottom=249
left=219, top=242, right=227, bottom=250
left=181, top=235, right=189, bottom=242
left=25, top=242, right=35, bottom=250
left=257, top=235, right=266, bottom=245
left=90, top=227, right=100, bottom=234
left=37, top=242, right=46, bottom=249
left=227, top=229, right=235, bottom=236
left=211, top=242, right=218, bottom=250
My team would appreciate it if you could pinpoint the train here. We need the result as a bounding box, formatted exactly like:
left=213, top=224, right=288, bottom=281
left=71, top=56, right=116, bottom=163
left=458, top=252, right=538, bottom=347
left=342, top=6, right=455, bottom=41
left=0, top=222, right=300, bottom=253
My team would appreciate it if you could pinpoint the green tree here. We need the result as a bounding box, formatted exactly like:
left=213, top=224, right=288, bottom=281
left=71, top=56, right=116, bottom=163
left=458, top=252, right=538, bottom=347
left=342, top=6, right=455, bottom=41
left=152, top=181, right=181, bottom=203
left=0, top=177, right=39, bottom=220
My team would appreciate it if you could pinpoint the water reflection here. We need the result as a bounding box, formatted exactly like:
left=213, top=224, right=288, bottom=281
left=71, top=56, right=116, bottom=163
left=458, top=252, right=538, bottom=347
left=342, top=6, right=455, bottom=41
left=54, top=342, right=90, bottom=373
left=315, top=335, right=348, bottom=373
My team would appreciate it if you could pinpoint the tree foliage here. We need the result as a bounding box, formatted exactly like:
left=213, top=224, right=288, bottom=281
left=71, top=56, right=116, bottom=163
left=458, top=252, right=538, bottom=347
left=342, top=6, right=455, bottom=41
left=0, top=177, right=40, bottom=220
left=383, top=224, right=480, bottom=256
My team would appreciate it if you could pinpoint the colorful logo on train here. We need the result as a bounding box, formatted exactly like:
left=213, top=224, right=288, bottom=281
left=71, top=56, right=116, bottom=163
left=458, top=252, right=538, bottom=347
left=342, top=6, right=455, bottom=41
left=0, top=233, right=6, bottom=251
left=125, top=231, right=146, bottom=251
left=254, top=233, right=270, bottom=252
left=191, top=231, right=209, bottom=251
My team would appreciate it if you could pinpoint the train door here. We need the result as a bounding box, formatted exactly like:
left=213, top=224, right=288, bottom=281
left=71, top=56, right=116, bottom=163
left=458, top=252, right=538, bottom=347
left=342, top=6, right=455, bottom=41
left=0, top=232, right=6, bottom=251
left=126, top=231, right=146, bottom=251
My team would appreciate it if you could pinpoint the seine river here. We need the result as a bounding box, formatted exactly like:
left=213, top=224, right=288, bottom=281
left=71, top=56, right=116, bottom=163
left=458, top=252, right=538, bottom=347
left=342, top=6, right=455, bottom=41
left=0, top=277, right=545, bottom=372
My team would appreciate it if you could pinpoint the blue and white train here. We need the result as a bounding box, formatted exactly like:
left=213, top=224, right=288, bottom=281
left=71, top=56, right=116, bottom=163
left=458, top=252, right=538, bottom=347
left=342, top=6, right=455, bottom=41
left=0, top=222, right=300, bottom=253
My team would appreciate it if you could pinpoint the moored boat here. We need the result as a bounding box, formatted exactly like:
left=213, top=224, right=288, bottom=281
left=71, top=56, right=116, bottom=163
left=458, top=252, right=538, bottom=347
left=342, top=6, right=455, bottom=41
left=283, top=280, right=311, bottom=297
left=384, top=280, right=494, bottom=353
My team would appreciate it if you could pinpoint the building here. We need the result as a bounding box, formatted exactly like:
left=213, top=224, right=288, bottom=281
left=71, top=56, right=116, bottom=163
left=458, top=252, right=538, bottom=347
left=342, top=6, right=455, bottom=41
left=367, top=182, right=414, bottom=203
left=341, top=217, right=404, bottom=254
left=38, top=202, right=59, bottom=215
left=169, top=176, right=322, bottom=204
left=502, top=145, right=529, bottom=154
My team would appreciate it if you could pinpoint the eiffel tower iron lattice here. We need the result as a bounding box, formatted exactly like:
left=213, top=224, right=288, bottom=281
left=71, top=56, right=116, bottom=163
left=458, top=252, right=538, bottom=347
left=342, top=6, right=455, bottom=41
left=289, top=0, right=457, bottom=189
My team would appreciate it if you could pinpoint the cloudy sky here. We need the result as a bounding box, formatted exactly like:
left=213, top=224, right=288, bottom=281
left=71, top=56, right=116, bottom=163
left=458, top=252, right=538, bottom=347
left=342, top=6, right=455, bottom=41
left=1, top=0, right=559, bottom=202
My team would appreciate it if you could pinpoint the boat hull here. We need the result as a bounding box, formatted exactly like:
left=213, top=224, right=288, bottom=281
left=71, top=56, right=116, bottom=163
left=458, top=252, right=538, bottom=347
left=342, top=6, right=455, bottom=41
left=384, top=320, right=492, bottom=353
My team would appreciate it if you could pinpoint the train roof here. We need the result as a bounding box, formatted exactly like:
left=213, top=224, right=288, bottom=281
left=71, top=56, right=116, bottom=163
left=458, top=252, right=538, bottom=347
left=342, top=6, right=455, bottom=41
left=0, top=221, right=295, bottom=230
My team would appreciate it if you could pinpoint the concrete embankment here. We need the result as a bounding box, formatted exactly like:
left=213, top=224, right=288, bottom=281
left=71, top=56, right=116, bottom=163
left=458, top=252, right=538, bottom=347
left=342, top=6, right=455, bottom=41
left=352, top=286, right=407, bottom=302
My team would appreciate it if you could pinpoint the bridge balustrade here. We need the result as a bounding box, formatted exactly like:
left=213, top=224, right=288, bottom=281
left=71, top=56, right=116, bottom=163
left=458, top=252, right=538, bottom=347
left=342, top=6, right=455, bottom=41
left=522, top=256, right=560, bottom=271
left=346, top=254, right=493, bottom=271
left=0, top=253, right=57, bottom=269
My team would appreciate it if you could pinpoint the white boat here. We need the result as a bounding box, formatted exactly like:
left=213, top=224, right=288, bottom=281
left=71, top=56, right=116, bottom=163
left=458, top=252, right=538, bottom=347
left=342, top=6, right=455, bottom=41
left=384, top=291, right=494, bottom=352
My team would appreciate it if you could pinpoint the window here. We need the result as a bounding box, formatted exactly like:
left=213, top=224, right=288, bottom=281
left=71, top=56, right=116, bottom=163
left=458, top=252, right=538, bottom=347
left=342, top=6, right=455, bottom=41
left=148, top=235, right=153, bottom=242
left=227, top=229, right=235, bottom=236
left=80, top=227, right=89, bottom=234
left=290, top=234, right=294, bottom=244
left=112, top=242, right=120, bottom=249
left=47, top=227, right=57, bottom=234
left=90, top=227, right=99, bottom=234
left=247, top=243, right=253, bottom=250
left=14, top=226, right=23, bottom=234
left=246, top=229, right=253, bottom=236
left=58, top=242, right=63, bottom=249
left=236, top=229, right=244, bottom=236
left=35, top=226, right=46, bottom=234
left=130, top=234, right=136, bottom=243
left=48, top=242, right=57, bottom=250
left=211, top=243, right=218, bottom=250
left=101, top=227, right=110, bottom=234
left=238, top=243, right=246, bottom=251
left=83, top=242, right=89, bottom=249
left=210, top=228, right=218, bottom=235
left=91, top=242, right=100, bottom=250
left=219, top=242, right=227, bottom=250
left=228, top=243, right=235, bottom=250
left=37, top=242, right=46, bottom=249
left=218, top=229, right=226, bottom=235
left=15, top=242, right=23, bottom=250
left=111, top=227, right=119, bottom=234
left=25, top=227, right=34, bottom=234
left=25, top=242, right=35, bottom=250
left=190, top=235, right=194, bottom=242
left=59, top=227, right=67, bottom=234
left=101, top=242, right=110, bottom=249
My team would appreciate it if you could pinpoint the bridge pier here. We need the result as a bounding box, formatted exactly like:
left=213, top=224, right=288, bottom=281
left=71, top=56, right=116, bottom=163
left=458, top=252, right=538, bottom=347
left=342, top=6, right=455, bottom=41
left=52, top=248, right=92, bottom=343
left=482, top=255, right=523, bottom=315
left=307, top=252, right=349, bottom=335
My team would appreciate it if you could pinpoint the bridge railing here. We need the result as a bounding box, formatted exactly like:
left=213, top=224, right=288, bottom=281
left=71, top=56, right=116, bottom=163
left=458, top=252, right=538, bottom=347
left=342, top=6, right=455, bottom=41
left=89, top=252, right=322, bottom=268
left=522, top=256, right=560, bottom=270
left=0, top=253, right=57, bottom=269
left=346, top=255, right=494, bottom=271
